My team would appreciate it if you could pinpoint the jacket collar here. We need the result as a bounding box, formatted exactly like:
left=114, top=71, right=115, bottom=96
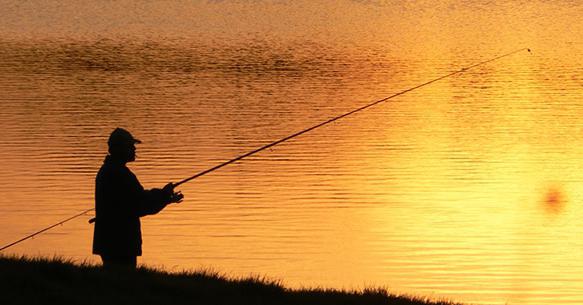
left=104, top=155, right=128, bottom=167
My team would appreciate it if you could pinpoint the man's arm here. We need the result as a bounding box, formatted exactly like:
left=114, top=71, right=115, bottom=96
left=137, top=183, right=183, bottom=217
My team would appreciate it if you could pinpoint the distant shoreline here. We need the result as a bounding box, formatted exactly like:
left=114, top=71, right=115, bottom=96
left=0, top=255, right=463, bottom=305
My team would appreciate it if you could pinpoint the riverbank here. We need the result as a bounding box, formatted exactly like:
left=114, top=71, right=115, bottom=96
left=0, top=255, right=463, bottom=305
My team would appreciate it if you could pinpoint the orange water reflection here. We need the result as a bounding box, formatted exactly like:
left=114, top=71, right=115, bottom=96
left=2, top=1, right=583, bottom=304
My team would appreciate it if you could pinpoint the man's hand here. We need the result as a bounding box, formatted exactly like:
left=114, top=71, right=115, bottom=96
left=163, top=182, right=184, bottom=204
left=163, top=182, right=175, bottom=194
left=169, top=191, right=184, bottom=204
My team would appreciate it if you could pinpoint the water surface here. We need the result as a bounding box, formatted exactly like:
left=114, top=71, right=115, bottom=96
left=1, top=1, right=583, bottom=304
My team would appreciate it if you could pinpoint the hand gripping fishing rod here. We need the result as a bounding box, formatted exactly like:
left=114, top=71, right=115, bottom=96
left=0, top=48, right=530, bottom=252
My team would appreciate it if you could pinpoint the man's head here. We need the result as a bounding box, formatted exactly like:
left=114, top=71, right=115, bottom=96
left=108, top=128, right=141, bottom=163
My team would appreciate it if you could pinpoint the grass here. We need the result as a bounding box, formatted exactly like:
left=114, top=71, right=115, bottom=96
left=0, top=255, right=465, bottom=305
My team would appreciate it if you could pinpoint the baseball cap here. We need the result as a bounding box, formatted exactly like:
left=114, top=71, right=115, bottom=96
left=107, top=128, right=141, bottom=147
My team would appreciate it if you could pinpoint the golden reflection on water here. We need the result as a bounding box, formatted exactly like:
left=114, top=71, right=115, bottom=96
left=2, top=1, right=583, bottom=304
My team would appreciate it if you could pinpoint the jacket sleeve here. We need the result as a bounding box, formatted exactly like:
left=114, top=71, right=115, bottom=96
left=137, top=188, right=170, bottom=217
left=121, top=168, right=170, bottom=217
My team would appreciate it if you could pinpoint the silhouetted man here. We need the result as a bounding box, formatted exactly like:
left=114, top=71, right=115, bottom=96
left=92, top=128, right=183, bottom=269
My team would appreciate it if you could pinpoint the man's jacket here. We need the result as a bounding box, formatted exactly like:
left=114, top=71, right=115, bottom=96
left=92, top=155, right=169, bottom=256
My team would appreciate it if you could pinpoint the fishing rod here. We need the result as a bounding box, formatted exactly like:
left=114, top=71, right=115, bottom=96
left=173, top=47, right=531, bottom=187
left=0, top=208, right=94, bottom=252
left=0, top=47, right=531, bottom=252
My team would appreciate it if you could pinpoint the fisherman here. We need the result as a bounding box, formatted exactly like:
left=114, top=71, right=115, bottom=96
left=92, top=128, right=183, bottom=269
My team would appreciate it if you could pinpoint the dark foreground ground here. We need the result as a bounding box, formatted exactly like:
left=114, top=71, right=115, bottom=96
left=0, top=256, right=464, bottom=305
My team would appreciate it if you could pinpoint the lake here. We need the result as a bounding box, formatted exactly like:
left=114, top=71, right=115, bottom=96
left=1, top=1, right=583, bottom=304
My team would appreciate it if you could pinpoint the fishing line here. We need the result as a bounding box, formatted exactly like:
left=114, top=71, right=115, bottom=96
left=0, top=47, right=531, bottom=252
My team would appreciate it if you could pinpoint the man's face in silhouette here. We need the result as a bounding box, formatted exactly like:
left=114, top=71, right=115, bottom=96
left=127, top=144, right=136, bottom=162
left=111, top=143, right=136, bottom=163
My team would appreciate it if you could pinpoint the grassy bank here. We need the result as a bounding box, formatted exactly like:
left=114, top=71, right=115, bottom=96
left=0, top=256, right=463, bottom=305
